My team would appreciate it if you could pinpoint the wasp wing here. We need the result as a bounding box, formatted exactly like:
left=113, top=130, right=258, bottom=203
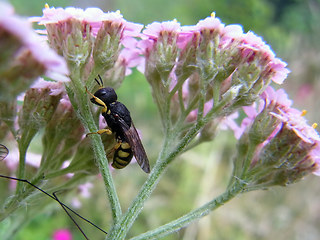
left=117, top=118, right=150, bottom=173
left=0, top=144, right=9, bottom=161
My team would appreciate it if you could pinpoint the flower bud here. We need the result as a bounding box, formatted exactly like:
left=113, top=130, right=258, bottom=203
left=93, top=19, right=123, bottom=70
left=18, top=81, right=63, bottom=146
left=41, top=95, right=84, bottom=170
left=141, top=20, right=181, bottom=86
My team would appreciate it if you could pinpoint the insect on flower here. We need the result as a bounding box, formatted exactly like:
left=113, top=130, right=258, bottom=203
left=0, top=144, right=108, bottom=240
left=86, top=75, right=150, bottom=173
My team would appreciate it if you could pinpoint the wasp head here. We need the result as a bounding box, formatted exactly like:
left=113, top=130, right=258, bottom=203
left=91, top=87, right=118, bottom=106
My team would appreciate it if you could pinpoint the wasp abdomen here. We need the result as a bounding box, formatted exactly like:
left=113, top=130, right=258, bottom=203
left=112, top=142, right=133, bottom=169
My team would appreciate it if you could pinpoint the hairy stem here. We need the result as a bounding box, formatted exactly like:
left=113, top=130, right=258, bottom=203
left=66, top=75, right=122, bottom=223
left=131, top=182, right=244, bottom=240
left=106, top=103, right=223, bottom=239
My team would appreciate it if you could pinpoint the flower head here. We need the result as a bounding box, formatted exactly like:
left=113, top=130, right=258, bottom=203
left=140, top=20, right=182, bottom=79
left=18, top=80, right=64, bottom=140
left=41, top=94, right=85, bottom=169
left=32, top=6, right=142, bottom=81
left=0, top=2, right=68, bottom=102
left=238, top=31, right=290, bottom=84
left=270, top=108, right=320, bottom=144
left=230, top=86, right=320, bottom=190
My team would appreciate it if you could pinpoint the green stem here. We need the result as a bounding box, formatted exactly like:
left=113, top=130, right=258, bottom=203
left=130, top=182, right=244, bottom=240
left=106, top=140, right=171, bottom=240
left=66, top=75, right=122, bottom=223
left=15, top=144, right=27, bottom=194
left=106, top=106, right=222, bottom=239
left=106, top=73, right=234, bottom=238
left=1, top=174, right=45, bottom=221
left=15, top=128, right=37, bottom=194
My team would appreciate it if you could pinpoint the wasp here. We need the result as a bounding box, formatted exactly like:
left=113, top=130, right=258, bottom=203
left=86, top=76, right=150, bottom=173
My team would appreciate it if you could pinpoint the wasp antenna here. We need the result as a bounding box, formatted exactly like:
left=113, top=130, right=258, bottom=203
left=94, top=75, right=104, bottom=87
left=94, top=74, right=103, bottom=87
left=94, top=77, right=101, bottom=86
left=98, top=74, right=104, bottom=87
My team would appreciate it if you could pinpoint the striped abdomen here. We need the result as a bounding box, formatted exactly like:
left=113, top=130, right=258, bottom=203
left=112, top=142, right=133, bottom=169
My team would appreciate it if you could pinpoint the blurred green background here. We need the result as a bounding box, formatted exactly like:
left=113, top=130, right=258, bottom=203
left=2, top=0, right=320, bottom=239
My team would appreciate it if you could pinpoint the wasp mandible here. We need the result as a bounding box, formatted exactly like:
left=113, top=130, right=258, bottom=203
left=86, top=76, right=150, bottom=173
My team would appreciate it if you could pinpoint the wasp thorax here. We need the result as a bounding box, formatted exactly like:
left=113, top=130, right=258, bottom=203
left=92, top=87, right=118, bottom=105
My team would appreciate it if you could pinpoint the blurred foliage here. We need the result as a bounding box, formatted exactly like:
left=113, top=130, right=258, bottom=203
left=3, top=0, right=320, bottom=239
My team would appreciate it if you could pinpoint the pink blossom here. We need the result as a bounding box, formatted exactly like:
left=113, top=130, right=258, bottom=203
left=239, top=31, right=290, bottom=84
left=219, top=112, right=243, bottom=138
left=140, top=20, right=182, bottom=53
left=260, top=86, right=292, bottom=108
left=119, top=41, right=144, bottom=75
left=221, top=24, right=244, bottom=40
left=0, top=2, right=68, bottom=81
left=266, top=58, right=290, bottom=84
left=235, top=87, right=292, bottom=139
left=186, top=100, right=214, bottom=122
left=241, top=32, right=274, bottom=57
left=32, top=6, right=143, bottom=77
left=31, top=6, right=106, bottom=26
left=30, top=78, right=66, bottom=96
left=179, top=14, right=225, bottom=49
left=193, top=14, right=225, bottom=32
left=142, top=20, right=181, bottom=39
left=270, top=108, right=320, bottom=144
left=52, top=229, right=72, bottom=240
left=78, top=182, right=93, bottom=198
left=33, top=6, right=142, bottom=39
left=309, top=145, right=320, bottom=176
left=71, top=197, right=82, bottom=209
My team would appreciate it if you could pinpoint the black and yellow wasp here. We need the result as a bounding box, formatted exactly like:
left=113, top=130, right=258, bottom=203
left=86, top=76, right=150, bottom=173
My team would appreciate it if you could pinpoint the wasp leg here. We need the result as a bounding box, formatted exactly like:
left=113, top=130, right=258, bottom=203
left=86, top=129, right=112, bottom=137
left=85, top=87, right=108, bottom=112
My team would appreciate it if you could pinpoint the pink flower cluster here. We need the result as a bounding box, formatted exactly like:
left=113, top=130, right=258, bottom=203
left=31, top=7, right=142, bottom=37
left=139, top=14, right=290, bottom=84
left=234, top=86, right=320, bottom=175
left=31, top=6, right=143, bottom=76
left=0, top=2, right=68, bottom=81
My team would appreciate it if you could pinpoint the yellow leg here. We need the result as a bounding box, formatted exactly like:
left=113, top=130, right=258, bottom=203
left=114, top=142, right=121, bottom=150
left=86, top=129, right=112, bottom=137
